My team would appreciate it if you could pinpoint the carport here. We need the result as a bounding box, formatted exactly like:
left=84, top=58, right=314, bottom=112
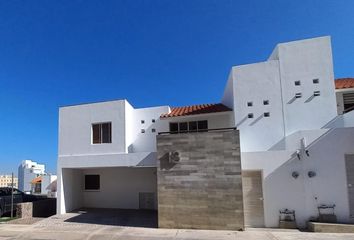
left=60, top=167, right=157, bottom=226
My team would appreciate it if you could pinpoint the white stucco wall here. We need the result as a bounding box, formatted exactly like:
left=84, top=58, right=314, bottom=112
left=276, top=36, right=337, bottom=135
left=82, top=167, right=157, bottom=209
left=126, top=105, right=170, bottom=153
left=59, top=100, right=126, bottom=156
left=230, top=60, right=285, bottom=152
left=57, top=168, right=83, bottom=213
left=243, top=127, right=354, bottom=228
left=222, top=36, right=338, bottom=153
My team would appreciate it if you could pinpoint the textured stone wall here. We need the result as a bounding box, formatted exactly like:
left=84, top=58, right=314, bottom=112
left=156, top=129, right=244, bottom=230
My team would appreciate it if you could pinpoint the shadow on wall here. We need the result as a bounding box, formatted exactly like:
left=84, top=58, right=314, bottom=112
left=159, top=153, right=177, bottom=170
left=33, top=198, right=57, bottom=217
left=263, top=129, right=341, bottom=228
left=64, top=208, right=157, bottom=228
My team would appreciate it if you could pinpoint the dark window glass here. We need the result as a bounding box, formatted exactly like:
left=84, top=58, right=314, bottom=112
left=169, top=123, right=178, bottom=133
left=197, top=120, right=208, bottom=131
left=85, top=175, right=100, bottom=190
left=151, top=128, right=156, bottom=133
left=248, top=113, right=254, bottom=118
left=295, top=81, right=301, bottom=86
left=189, top=121, right=197, bottom=132
left=313, top=79, right=319, bottom=84
left=263, top=100, right=269, bottom=105
left=101, top=123, right=112, bottom=143
left=92, top=124, right=101, bottom=144
left=264, top=112, right=270, bottom=117
left=247, top=102, right=253, bottom=107
left=92, top=122, right=112, bottom=144
left=179, top=122, right=188, bottom=132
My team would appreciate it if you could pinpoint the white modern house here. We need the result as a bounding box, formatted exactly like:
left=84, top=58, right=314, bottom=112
left=57, top=36, right=354, bottom=229
left=18, top=160, right=46, bottom=193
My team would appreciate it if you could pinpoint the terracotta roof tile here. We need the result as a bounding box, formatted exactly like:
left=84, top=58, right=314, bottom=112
left=31, top=176, right=42, bottom=184
left=335, top=78, right=354, bottom=89
left=161, top=103, right=232, bottom=118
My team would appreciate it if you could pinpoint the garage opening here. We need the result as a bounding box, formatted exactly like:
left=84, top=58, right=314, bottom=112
left=61, top=167, right=157, bottom=227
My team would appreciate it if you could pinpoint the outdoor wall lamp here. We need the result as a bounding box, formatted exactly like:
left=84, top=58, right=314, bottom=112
left=296, top=150, right=301, bottom=160
left=308, top=171, right=316, bottom=178
left=305, top=150, right=310, bottom=157
left=292, top=171, right=299, bottom=179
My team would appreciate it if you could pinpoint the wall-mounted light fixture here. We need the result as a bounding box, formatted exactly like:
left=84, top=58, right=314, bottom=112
left=308, top=171, right=316, bottom=178
left=305, top=150, right=310, bottom=157
left=296, top=149, right=301, bottom=160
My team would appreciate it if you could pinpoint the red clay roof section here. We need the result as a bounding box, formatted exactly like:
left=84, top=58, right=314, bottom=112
left=161, top=103, right=232, bottom=118
left=335, top=78, right=354, bottom=89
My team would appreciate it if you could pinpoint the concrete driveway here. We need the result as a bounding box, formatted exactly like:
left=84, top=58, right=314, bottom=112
left=0, top=210, right=354, bottom=240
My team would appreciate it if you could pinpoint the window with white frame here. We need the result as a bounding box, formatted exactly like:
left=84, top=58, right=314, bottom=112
left=92, top=122, right=112, bottom=144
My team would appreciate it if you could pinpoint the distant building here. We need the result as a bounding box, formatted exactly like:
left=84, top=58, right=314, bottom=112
left=30, top=174, right=57, bottom=197
left=0, top=175, right=18, bottom=188
left=18, top=160, right=45, bottom=193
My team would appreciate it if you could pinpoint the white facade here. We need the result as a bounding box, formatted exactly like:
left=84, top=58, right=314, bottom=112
left=223, top=36, right=354, bottom=227
left=18, top=159, right=45, bottom=193
left=57, top=99, right=233, bottom=214
left=57, top=36, right=354, bottom=229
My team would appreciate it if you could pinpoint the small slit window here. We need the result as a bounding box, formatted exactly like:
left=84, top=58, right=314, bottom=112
left=141, top=129, right=145, bottom=133
left=295, top=80, right=301, bottom=86
left=314, top=91, right=320, bottom=96
left=141, top=120, right=145, bottom=124
left=264, top=112, right=270, bottom=117
left=263, top=100, right=269, bottom=105
left=313, top=79, right=319, bottom=84
left=295, top=93, right=302, bottom=98
left=151, top=128, right=156, bottom=133
left=247, top=102, right=253, bottom=107
left=248, top=113, right=254, bottom=118
left=152, top=119, right=155, bottom=123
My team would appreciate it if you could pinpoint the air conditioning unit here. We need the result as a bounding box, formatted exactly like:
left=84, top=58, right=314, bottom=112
left=168, top=151, right=180, bottom=163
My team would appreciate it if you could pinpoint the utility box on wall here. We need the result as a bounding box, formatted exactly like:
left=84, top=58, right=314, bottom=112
left=156, top=129, right=244, bottom=230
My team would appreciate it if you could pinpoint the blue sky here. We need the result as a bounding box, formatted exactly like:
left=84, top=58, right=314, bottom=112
left=1, top=0, right=354, bottom=175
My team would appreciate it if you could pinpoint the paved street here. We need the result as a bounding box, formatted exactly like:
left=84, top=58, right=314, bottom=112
left=0, top=214, right=354, bottom=240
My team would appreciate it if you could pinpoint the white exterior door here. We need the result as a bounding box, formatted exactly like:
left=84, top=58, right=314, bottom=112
left=242, top=170, right=265, bottom=227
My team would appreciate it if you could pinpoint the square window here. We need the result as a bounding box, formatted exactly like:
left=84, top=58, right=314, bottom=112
left=263, top=100, right=269, bottom=105
left=141, top=129, right=145, bottom=133
left=141, top=120, right=145, bottom=124
left=313, top=79, right=319, bottom=84
left=197, top=120, right=208, bottom=131
left=152, top=119, right=155, bottom=123
left=295, top=81, right=301, bottom=86
left=264, top=112, right=270, bottom=117
left=248, top=113, right=254, bottom=118
left=151, top=128, right=156, bottom=133
left=295, top=93, right=302, bottom=98
left=169, top=123, right=178, bottom=133
left=179, top=122, right=188, bottom=132
left=314, top=91, right=320, bottom=96
left=92, top=122, right=112, bottom=144
left=188, top=121, right=197, bottom=132
left=247, top=102, right=253, bottom=107
left=85, top=175, right=100, bottom=190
